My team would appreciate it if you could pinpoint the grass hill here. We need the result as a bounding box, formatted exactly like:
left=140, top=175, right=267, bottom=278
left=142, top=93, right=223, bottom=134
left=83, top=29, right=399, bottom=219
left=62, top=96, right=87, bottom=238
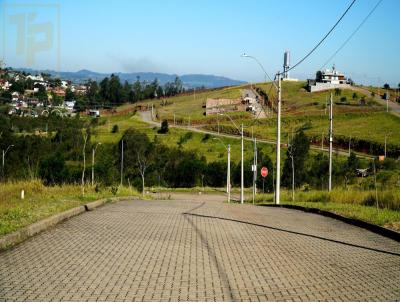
left=129, top=81, right=399, bottom=157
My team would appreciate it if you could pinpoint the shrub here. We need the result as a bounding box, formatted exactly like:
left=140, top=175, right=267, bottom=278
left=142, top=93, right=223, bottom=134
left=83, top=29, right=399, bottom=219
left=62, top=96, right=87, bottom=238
left=158, top=120, right=169, bottom=134
left=202, top=133, right=211, bottom=142
left=111, top=124, right=119, bottom=133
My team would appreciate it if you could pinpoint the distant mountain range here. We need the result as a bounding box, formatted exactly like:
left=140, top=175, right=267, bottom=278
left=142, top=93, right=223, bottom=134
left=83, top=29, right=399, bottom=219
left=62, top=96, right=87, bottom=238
left=15, top=68, right=247, bottom=88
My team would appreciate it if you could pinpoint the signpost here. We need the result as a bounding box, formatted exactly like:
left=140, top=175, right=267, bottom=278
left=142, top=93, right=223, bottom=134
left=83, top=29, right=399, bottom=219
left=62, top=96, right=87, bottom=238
left=261, top=167, right=268, bottom=193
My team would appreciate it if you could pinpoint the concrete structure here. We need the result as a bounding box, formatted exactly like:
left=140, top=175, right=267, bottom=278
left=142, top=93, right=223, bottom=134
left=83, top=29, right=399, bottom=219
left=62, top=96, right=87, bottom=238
left=282, top=51, right=298, bottom=82
left=205, top=98, right=242, bottom=115
left=308, top=65, right=350, bottom=92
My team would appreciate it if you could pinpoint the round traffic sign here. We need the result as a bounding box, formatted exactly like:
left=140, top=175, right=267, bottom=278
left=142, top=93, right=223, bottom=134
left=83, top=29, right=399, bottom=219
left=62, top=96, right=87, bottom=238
left=261, top=167, right=268, bottom=178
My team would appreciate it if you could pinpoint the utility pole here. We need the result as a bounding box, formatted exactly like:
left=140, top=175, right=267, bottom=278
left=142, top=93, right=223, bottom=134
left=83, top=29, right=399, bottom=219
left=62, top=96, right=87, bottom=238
left=321, top=132, right=324, bottom=151
left=2, top=145, right=14, bottom=178
left=120, top=139, right=124, bottom=186
left=252, top=138, right=257, bottom=204
left=275, top=73, right=282, bottom=204
left=227, top=144, right=231, bottom=203
left=173, top=113, right=176, bottom=126
left=241, top=123, right=244, bottom=204
left=386, top=96, right=389, bottom=113
left=329, top=93, right=333, bottom=192
left=81, top=134, right=88, bottom=196
left=384, top=134, right=387, bottom=158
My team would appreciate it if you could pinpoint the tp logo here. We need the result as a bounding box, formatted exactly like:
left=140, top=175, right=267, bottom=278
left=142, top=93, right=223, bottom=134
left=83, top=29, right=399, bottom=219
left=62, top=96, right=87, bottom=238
left=2, top=3, right=60, bottom=69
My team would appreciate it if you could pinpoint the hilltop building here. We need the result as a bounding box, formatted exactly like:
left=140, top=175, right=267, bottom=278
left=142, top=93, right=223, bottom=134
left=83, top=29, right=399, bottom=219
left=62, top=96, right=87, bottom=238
left=307, top=65, right=350, bottom=92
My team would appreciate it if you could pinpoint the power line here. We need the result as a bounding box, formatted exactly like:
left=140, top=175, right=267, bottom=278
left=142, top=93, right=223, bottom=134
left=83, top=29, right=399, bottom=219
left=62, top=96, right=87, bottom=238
left=287, top=0, right=357, bottom=73
left=320, top=0, right=383, bottom=70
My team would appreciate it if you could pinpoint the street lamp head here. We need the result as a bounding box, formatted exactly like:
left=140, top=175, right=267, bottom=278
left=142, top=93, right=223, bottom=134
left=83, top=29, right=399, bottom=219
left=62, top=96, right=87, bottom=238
left=241, top=53, right=249, bottom=58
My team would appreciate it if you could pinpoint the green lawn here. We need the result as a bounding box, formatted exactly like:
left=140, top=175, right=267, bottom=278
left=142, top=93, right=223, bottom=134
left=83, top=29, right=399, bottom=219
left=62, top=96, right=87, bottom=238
left=0, top=180, right=138, bottom=236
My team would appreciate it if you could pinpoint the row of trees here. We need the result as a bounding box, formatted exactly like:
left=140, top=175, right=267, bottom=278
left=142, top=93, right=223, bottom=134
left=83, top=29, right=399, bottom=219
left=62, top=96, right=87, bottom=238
left=2, top=114, right=397, bottom=192
left=74, top=75, right=184, bottom=111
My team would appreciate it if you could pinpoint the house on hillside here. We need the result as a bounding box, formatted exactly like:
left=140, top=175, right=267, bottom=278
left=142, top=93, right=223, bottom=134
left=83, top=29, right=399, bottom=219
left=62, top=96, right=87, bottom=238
left=11, top=92, right=19, bottom=102
left=307, top=65, right=350, bottom=92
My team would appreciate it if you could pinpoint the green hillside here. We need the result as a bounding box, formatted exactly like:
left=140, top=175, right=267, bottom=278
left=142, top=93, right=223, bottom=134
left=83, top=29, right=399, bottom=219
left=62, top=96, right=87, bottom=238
left=129, top=81, right=398, bottom=156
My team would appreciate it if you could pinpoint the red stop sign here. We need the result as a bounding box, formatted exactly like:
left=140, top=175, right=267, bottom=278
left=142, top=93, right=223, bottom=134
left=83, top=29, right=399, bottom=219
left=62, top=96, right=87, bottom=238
left=261, top=167, right=268, bottom=178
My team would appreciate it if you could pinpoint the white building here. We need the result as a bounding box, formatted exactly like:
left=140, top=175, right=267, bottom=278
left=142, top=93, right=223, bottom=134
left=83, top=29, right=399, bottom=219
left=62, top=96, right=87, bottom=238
left=307, top=65, right=350, bottom=92
left=26, top=74, right=44, bottom=82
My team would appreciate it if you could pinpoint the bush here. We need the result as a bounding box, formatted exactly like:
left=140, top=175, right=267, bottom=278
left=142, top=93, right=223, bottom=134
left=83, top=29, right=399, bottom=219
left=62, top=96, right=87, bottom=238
left=39, top=153, right=68, bottom=185
left=202, top=133, right=211, bottom=142
left=178, top=132, right=193, bottom=146
left=111, top=124, right=119, bottom=133
left=158, top=120, right=169, bottom=134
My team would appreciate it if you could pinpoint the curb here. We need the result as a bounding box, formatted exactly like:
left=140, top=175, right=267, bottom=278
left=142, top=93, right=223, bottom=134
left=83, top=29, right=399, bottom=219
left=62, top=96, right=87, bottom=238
left=259, top=204, right=400, bottom=242
left=0, top=196, right=135, bottom=251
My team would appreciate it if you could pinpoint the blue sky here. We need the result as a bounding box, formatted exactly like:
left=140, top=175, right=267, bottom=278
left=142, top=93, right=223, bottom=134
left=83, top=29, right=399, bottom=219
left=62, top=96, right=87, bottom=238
left=1, top=0, right=399, bottom=86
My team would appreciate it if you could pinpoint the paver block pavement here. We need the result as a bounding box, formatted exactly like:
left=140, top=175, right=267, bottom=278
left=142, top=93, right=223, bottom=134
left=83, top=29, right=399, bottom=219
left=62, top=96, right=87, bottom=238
left=0, top=195, right=399, bottom=301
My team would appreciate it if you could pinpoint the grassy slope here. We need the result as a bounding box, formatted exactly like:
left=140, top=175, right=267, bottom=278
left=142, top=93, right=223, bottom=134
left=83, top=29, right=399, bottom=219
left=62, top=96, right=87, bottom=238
left=92, top=113, right=276, bottom=163
left=129, top=81, right=398, bottom=148
left=0, top=180, right=138, bottom=236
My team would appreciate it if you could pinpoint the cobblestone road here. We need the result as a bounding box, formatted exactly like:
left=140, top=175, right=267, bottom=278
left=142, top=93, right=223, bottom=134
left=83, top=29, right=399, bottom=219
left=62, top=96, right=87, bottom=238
left=1, top=194, right=399, bottom=301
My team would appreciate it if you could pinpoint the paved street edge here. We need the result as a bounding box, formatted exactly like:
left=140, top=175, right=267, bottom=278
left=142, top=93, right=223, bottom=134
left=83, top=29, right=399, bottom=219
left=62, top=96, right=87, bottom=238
left=0, top=196, right=136, bottom=251
left=260, top=204, right=400, bottom=242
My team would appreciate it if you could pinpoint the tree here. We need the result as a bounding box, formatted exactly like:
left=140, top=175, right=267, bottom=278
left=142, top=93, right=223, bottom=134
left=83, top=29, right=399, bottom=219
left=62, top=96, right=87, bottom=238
left=281, top=130, right=310, bottom=189
left=334, top=88, right=341, bottom=96
left=86, top=80, right=99, bottom=107
left=342, top=152, right=359, bottom=188
left=352, top=92, right=358, bottom=100
left=132, top=77, right=142, bottom=102
left=99, top=77, right=109, bottom=101
left=122, top=129, right=153, bottom=195
left=35, top=85, right=48, bottom=103
left=108, top=74, right=123, bottom=104
left=65, top=88, right=75, bottom=102
left=158, top=120, right=169, bottom=134
left=39, top=152, right=68, bottom=185
left=205, top=161, right=226, bottom=187
left=383, top=83, right=390, bottom=89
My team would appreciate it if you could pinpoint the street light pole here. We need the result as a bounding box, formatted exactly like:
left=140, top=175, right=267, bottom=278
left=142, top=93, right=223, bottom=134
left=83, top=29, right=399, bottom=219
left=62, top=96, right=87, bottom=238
left=213, top=137, right=231, bottom=203
left=329, top=93, right=333, bottom=192
left=252, top=138, right=257, bottom=204
left=218, top=113, right=244, bottom=204
left=92, top=143, right=101, bottom=186
left=275, top=73, right=282, bottom=204
left=241, top=53, right=280, bottom=205
left=241, top=123, right=244, bottom=204
left=227, top=144, right=231, bottom=203
left=120, top=139, right=124, bottom=187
